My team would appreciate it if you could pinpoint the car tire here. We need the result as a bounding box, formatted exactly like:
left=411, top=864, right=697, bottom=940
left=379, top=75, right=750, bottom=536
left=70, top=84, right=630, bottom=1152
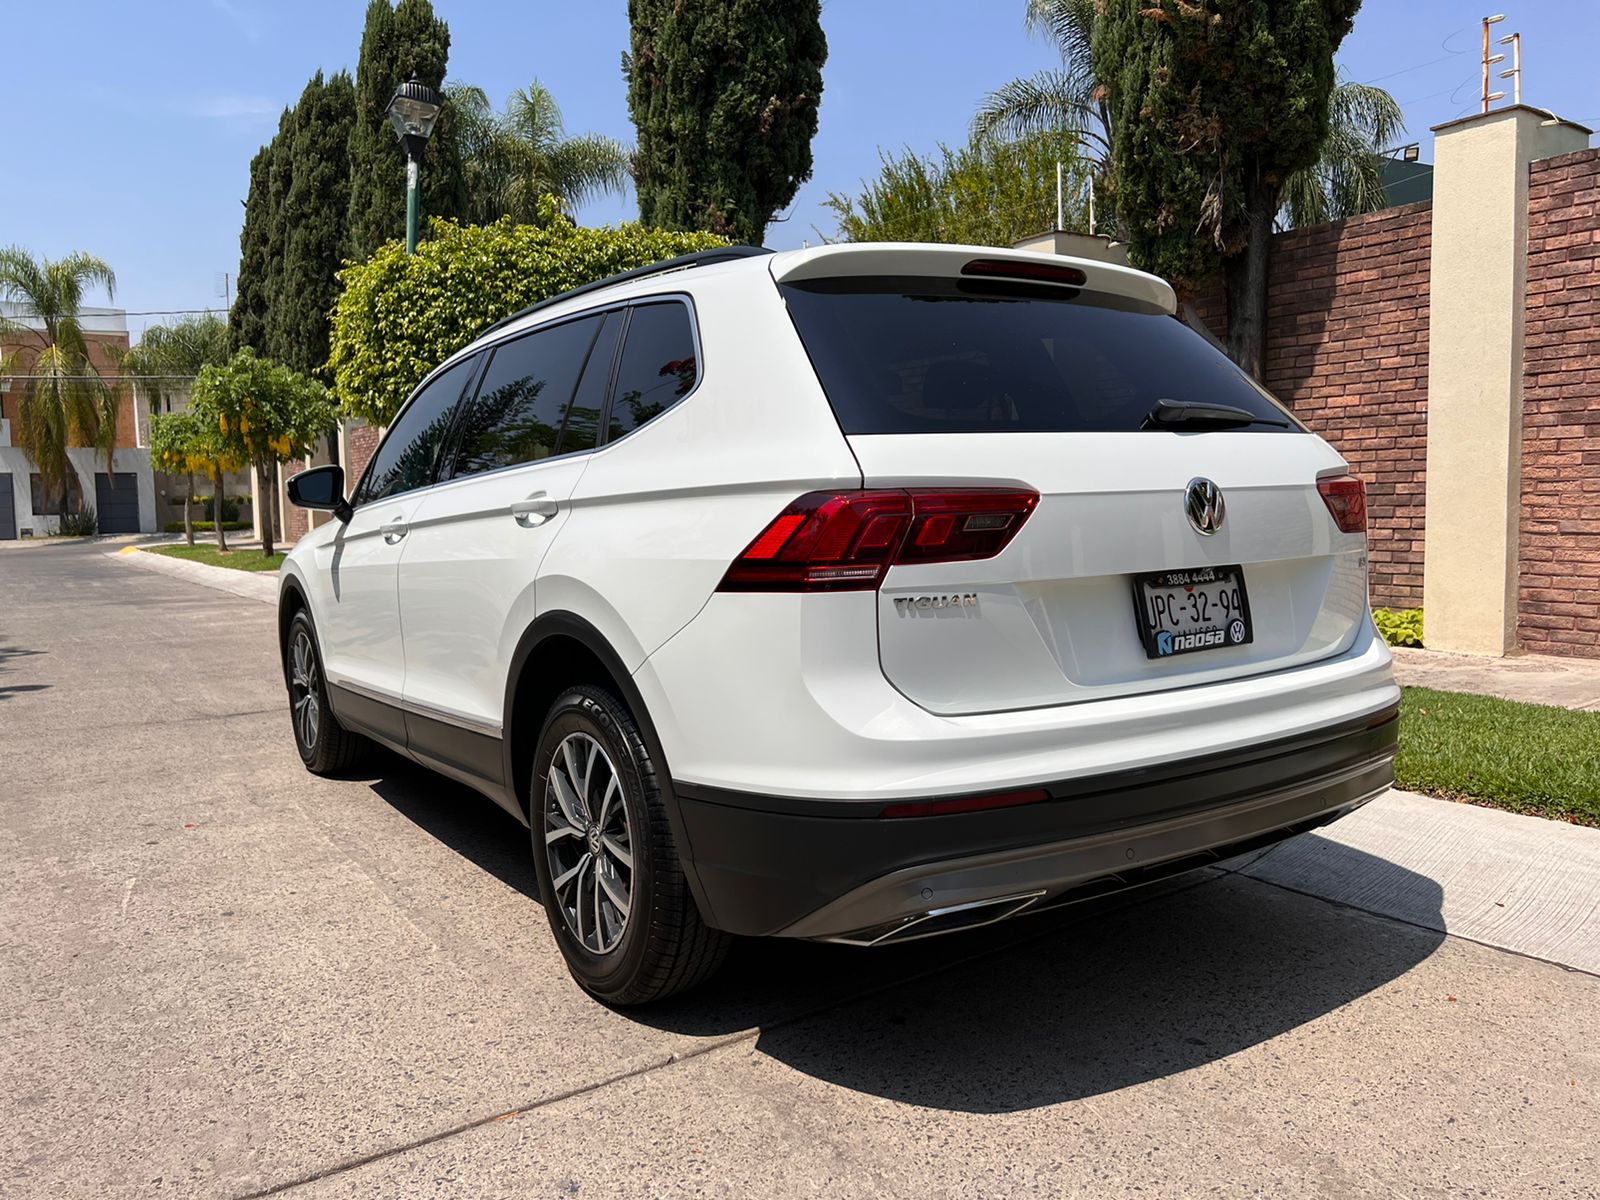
left=530, top=684, right=729, bottom=1005
left=284, top=610, right=371, bottom=775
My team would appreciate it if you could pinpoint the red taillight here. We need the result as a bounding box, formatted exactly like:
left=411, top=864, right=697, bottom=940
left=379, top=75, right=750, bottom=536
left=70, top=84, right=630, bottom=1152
left=1317, top=475, right=1367, bottom=534
left=880, top=788, right=1051, bottom=819
left=719, top=488, right=1040, bottom=592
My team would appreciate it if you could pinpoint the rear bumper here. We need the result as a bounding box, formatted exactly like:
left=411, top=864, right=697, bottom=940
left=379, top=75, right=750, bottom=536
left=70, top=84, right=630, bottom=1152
left=674, top=705, right=1398, bottom=941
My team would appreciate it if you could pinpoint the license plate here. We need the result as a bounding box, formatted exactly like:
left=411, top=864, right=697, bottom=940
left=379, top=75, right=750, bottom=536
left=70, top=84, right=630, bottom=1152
left=1133, top=565, right=1253, bottom=659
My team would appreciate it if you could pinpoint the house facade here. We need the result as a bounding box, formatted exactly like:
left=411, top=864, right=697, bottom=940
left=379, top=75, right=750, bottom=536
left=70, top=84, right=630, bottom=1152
left=0, top=302, right=155, bottom=537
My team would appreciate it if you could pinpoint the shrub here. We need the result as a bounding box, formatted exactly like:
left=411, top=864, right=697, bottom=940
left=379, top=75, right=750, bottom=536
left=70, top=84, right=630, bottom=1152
left=1373, top=607, right=1423, bottom=647
left=163, top=521, right=250, bottom=534
left=328, top=202, right=728, bottom=425
left=57, top=507, right=99, bottom=537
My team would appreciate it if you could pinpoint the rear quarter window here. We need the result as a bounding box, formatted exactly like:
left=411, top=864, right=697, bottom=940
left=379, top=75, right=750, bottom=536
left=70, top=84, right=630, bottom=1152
left=780, top=276, right=1298, bottom=435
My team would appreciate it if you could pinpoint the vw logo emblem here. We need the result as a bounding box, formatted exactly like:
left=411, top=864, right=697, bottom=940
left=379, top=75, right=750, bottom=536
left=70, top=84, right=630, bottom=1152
left=1184, top=477, right=1225, bottom=536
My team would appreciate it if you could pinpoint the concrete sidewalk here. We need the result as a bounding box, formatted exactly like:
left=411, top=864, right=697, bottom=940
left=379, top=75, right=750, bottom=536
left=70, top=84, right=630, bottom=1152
left=112, top=543, right=278, bottom=604
left=1391, top=644, right=1600, bottom=710
left=1233, top=789, right=1600, bottom=976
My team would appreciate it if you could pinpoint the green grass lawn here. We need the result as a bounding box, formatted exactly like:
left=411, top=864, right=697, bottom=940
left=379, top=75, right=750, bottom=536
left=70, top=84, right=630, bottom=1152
left=1397, top=687, right=1600, bottom=827
left=143, top=544, right=286, bottom=573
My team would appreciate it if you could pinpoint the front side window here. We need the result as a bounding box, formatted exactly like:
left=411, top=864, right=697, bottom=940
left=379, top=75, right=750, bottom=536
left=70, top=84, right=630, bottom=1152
left=606, top=302, right=699, bottom=442
left=449, top=315, right=603, bottom=478
left=358, top=355, right=477, bottom=505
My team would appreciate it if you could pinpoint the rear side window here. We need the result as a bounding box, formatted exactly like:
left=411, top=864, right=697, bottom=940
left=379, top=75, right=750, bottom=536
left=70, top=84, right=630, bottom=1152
left=559, top=310, right=624, bottom=455
left=780, top=277, right=1296, bottom=434
left=606, top=302, right=699, bottom=441
left=448, top=315, right=602, bottom=477
left=357, top=355, right=477, bottom=504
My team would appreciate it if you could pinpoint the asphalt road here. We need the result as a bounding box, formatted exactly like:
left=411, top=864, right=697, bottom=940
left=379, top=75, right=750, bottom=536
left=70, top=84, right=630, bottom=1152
left=2, top=541, right=1596, bottom=1199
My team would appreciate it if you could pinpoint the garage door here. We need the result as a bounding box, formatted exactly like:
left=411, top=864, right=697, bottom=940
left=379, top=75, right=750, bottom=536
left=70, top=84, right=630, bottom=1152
left=0, top=474, right=14, bottom=540
left=95, top=472, right=141, bottom=534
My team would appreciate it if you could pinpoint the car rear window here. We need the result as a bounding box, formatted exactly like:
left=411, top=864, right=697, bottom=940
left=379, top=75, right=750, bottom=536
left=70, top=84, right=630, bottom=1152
left=780, top=276, right=1298, bottom=435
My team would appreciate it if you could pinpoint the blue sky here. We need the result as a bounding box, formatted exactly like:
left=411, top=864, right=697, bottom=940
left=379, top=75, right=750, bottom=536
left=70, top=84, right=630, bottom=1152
left=4, top=1, right=1596, bottom=340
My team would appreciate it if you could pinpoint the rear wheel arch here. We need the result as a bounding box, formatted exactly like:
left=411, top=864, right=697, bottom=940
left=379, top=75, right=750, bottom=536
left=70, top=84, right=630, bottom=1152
left=503, top=613, right=663, bottom=818
left=502, top=611, right=715, bottom=924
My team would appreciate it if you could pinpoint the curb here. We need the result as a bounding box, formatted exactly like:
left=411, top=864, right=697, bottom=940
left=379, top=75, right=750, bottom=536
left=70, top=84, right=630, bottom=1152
left=113, top=546, right=277, bottom=606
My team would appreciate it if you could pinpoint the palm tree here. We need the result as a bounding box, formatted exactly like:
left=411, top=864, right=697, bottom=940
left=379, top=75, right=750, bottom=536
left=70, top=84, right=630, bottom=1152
left=1281, top=74, right=1407, bottom=229
left=973, top=0, right=1109, bottom=167
left=448, top=80, right=631, bottom=226
left=0, top=247, right=119, bottom=527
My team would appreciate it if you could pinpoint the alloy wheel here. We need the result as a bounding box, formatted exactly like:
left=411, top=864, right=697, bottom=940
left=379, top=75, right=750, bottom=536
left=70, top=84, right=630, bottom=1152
left=544, top=731, right=634, bottom=955
left=289, top=629, right=321, bottom=751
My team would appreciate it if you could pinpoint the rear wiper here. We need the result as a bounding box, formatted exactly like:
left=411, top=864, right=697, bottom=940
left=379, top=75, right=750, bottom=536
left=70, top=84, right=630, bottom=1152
left=1141, top=397, right=1291, bottom=430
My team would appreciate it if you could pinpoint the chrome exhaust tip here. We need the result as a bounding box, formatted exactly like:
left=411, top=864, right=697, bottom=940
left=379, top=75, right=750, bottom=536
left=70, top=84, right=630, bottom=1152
left=822, top=890, right=1048, bottom=948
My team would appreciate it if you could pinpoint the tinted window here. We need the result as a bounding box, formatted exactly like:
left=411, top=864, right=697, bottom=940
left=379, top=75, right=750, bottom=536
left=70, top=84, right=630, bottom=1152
left=558, top=310, right=623, bottom=455
left=780, top=277, right=1297, bottom=434
left=358, top=356, right=475, bottom=504
left=606, top=302, right=699, bottom=441
left=449, top=316, right=601, bottom=477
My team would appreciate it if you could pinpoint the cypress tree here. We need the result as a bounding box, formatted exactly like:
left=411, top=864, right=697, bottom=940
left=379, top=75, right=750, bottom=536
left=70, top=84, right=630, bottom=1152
left=624, top=0, right=827, bottom=244
left=346, top=0, right=466, bottom=262
left=270, top=71, right=356, bottom=378
left=230, top=143, right=274, bottom=353
left=1093, top=0, right=1360, bottom=377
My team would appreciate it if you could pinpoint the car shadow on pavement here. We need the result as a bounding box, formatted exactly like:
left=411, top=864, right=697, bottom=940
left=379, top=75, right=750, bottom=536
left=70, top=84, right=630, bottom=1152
left=364, top=752, right=542, bottom=902
left=649, top=848, right=1447, bottom=1113
left=351, top=757, right=1446, bottom=1113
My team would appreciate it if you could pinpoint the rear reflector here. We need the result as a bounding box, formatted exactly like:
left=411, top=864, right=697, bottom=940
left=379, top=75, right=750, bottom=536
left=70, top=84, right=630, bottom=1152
left=961, top=258, right=1088, bottom=287
left=880, top=788, right=1051, bottom=819
left=1317, top=475, right=1367, bottom=534
left=719, top=488, right=1039, bottom=592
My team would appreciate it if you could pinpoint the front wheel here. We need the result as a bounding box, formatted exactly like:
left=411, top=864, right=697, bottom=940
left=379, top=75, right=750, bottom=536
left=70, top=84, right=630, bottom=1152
left=284, top=610, right=371, bottom=775
left=530, top=684, right=728, bottom=1005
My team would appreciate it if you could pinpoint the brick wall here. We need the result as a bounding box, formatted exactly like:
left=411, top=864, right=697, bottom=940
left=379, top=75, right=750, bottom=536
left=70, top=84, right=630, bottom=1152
left=1193, top=202, right=1433, bottom=609
left=283, top=459, right=311, bottom=544
left=345, top=422, right=380, bottom=493
left=1520, top=147, right=1600, bottom=658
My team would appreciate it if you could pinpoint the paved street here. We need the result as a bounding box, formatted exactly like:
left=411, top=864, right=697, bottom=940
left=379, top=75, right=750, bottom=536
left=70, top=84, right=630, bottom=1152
left=2, top=541, right=1597, bottom=1199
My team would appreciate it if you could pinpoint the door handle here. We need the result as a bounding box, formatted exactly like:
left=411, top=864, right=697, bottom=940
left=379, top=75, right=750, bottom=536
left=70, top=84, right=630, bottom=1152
left=380, top=520, right=408, bottom=544
left=511, top=495, right=559, bottom=527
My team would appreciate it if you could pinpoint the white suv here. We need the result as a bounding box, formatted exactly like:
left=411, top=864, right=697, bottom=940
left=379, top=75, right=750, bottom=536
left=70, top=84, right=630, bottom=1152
left=281, top=243, right=1399, bottom=1004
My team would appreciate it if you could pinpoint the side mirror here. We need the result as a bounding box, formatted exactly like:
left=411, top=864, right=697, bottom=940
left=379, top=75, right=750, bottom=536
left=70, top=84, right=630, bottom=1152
left=287, top=464, right=352, bottom=524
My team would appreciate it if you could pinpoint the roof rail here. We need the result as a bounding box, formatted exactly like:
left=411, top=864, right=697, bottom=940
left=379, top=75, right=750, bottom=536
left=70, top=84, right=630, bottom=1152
left=477, top=245, right=773, bottom=339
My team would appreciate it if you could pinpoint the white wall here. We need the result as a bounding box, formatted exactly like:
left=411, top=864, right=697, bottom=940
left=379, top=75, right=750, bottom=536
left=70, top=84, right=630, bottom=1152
left=0, top=446, right=156, bottom=536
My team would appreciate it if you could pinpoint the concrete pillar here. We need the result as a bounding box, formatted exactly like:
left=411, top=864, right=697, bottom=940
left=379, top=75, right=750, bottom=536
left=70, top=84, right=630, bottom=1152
left=1422, top=107, right=1589, bottom=655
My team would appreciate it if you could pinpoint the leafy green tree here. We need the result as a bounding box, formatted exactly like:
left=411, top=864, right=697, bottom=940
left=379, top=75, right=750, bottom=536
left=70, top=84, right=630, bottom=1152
left=191, top=349, right=339, bottom=557
left=1093, top=0, right=1362, bottom=378
left=269, top=71, right=356, bottom=378
left=449, top=80, right=631, bottom=225
left=824, top=130, right=1089, bottom=246
left=328, top=202, right=725, bottom=425
left=624, top=0, right=827, bottom=243
left=1281, top=71, right=1405, bottom=229
left=346, top=0, right=466, bottom=262
left=149, top=410, right=205, bottom=544
left=0, top=247, right=120, bottom=523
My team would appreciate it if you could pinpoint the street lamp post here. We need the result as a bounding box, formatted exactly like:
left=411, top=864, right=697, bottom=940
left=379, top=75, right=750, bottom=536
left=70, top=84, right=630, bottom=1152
left=386, top=73, right=443, bottom=255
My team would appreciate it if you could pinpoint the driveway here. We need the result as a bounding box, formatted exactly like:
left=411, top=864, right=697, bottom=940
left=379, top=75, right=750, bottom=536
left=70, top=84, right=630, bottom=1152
left=2, top=541, right=1596, bottom=1198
